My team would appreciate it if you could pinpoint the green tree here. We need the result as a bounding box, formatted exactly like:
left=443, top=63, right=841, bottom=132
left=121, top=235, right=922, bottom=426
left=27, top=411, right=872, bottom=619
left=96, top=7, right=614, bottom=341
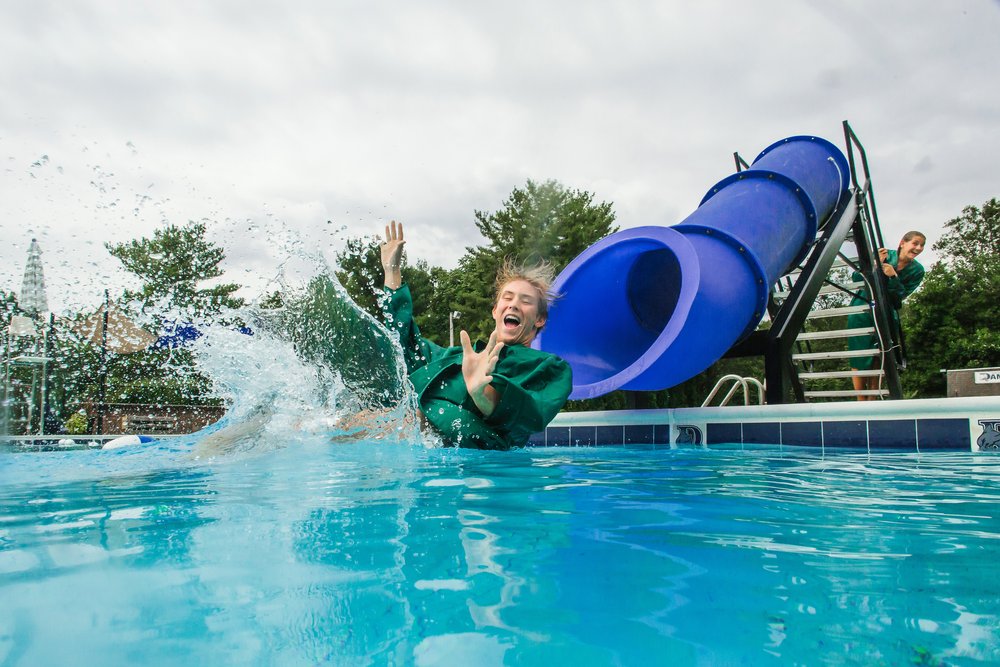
left=334, top=236, right=384, bottom=317
left=455, top=179, right=618, bottom=342
left=106, top=220, right=244, bottom=317
left=323, top=182, right=618, bottom=410
left=0, top=290, right=18, bottom=331
left=334, top=236, right=445, bottom=340
left=93, top=221, right=246, bottom=409
left=903, top=198, right=1000, bottom=396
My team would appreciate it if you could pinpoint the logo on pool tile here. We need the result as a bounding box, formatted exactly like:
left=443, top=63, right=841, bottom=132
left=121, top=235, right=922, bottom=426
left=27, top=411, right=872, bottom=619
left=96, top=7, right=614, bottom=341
left=976, top=419, right=1000, bottom=451
left=675, top=424, right=703, bottom=445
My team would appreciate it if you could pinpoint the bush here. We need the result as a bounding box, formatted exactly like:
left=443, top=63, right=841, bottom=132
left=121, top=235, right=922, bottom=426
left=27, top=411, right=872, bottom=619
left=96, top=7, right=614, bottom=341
left=64, top=411, right=89, bottom=435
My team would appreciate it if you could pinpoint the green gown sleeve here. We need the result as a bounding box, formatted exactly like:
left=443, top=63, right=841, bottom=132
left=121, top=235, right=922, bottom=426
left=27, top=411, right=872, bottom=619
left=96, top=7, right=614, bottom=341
left=850, top=250, right=925, bottom=309
left=382, top=284, right=445, bottom=373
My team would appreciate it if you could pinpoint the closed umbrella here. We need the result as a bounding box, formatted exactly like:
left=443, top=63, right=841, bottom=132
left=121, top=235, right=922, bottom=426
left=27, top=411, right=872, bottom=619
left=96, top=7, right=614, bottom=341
left=19, top=238, right=48, bottom=316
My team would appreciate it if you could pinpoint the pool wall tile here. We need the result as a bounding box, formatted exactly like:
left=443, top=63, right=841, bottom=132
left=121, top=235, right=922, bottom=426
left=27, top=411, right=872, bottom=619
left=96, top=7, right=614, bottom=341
left=526, top=431, right=546, bottom=447
left=743, top=422, right=781, bottom=445
left=624, top=425, right=656, bottom=445
left=868, top=420, right=917, bottom=450
left=707, top=423, right=742, bottom=445
left=546, top=426, right=570, bottom=447
left=596, top=425, right=625, bottom=446
left=917, top=418, right=970, bottom=450
left=570, top=426, right=597, bottom=446
left=823, top=421, right=868, bottom=448
left=653, top=424, right=671, bottom=445
left=781, top=421, right=823, bottom=447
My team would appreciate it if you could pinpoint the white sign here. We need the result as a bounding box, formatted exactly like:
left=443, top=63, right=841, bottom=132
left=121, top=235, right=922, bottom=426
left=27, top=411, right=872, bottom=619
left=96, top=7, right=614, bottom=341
left=974, top=370, right=1000, bottom=384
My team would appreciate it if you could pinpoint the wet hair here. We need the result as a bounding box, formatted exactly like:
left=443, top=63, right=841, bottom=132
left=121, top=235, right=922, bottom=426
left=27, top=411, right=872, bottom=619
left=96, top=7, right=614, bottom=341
left=898, top=230, right=926, bottom=253
left=494, top=257, right=558, bottom=320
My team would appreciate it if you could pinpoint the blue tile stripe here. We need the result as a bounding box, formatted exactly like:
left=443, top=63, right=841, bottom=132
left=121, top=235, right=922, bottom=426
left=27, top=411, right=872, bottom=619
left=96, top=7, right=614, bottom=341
left=530, top=417, right=972, bottom=450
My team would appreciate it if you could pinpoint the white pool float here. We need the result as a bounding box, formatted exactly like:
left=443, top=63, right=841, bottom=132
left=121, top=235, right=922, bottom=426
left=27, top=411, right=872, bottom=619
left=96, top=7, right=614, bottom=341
left=102, top=434, right=156, bottom=450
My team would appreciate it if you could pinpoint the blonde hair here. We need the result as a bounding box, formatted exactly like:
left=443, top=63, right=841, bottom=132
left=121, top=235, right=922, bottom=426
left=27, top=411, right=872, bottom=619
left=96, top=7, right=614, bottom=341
left=494, top=257, right=558, bottom=319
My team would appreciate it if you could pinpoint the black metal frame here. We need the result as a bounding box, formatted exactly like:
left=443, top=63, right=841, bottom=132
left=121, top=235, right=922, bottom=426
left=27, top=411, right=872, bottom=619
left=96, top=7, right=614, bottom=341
left=842, top=121, right=908, bottom=373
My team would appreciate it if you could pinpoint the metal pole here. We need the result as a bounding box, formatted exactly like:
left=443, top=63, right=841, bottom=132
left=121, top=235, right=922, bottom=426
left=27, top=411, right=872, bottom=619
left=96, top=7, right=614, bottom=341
left=26, top=316, right=40, bottom=433
left=97, top=290, right=109, bottom=435
left=27, top=366, right=37, bottom=435
left=41, top=313, right=54, bottom=434
left=38, top=340, right=48, bottom=436
left=448, top=311, right=460, bottom=347
left=3, top=329, right=11, bottom=435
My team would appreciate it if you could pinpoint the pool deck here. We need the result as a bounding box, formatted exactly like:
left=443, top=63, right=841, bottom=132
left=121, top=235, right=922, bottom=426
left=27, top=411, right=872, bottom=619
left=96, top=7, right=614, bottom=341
left=534, top=396, right=1000, bottom=452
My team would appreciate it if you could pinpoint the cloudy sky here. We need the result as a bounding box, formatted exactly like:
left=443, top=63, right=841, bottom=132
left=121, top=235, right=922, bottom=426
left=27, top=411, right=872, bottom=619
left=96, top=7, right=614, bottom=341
left=2, top=0, right=998, bottom=313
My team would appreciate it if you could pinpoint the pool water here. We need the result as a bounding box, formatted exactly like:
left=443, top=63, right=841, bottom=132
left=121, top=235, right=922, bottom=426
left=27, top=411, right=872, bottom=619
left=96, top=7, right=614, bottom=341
left=1, top=439, right=997, bottom=666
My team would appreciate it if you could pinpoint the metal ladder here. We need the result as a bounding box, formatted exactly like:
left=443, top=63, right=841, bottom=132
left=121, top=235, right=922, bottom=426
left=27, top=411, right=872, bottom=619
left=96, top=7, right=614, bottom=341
left=724, top=121, right=906, bottom=404
left=772, top=254, right=889, bottom=400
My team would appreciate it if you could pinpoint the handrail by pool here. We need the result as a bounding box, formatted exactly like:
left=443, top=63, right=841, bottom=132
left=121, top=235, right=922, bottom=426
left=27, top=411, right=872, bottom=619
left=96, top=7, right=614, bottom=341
left=702, top=375, right=765, bottom=408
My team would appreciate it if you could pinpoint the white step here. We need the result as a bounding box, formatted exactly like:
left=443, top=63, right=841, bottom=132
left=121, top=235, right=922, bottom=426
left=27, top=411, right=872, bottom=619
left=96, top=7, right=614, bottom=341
left=806, top=304, right=869, bottom=319
left=796, top=327, right=874, bottom=341
left=792, top=348, right=879, bottom=361
left=773, top=280, right=865, bottom=300
left=798, top=369, right=883, bottom=380
left=784, top=256, right=858, bottom=279
left=805, top=389, right=888, bottom=398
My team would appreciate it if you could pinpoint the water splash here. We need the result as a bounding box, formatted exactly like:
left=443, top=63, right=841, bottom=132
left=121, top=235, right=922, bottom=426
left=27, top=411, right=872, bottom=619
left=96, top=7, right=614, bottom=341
left=187, top=242, right=423, bottom=457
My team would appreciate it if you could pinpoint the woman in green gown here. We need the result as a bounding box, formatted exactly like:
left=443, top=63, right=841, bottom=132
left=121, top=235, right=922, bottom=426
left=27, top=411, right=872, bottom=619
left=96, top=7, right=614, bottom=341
left=380, top=220, right=572, bottom=448
left=848, top=231, right=926, bottom=400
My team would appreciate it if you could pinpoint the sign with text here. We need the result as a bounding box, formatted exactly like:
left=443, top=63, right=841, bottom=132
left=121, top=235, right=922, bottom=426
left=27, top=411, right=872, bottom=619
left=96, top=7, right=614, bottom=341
left=974, top=370, right=1000, bottom=384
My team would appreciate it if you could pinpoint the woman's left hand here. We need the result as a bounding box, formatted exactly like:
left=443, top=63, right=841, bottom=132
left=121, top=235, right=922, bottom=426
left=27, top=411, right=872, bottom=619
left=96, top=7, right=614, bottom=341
left=882, top=262, right=897, bottom=278
left=460, top=330, right=503, bottom=417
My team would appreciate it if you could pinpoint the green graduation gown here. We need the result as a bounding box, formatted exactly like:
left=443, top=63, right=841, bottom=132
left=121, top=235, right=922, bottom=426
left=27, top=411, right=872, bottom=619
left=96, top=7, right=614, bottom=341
left=847, top=249, right=925, bottom=370
left=384, top=284, right=572, bottom=450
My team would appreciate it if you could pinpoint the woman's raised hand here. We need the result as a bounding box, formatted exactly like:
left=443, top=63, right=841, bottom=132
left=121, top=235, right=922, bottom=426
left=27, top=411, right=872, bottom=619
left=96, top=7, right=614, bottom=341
left=381, top=220, right=405, bottom=289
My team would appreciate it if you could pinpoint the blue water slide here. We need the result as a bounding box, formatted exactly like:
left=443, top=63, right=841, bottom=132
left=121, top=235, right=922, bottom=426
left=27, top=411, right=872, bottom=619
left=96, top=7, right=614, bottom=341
left=535, top=135, right=851, bottom=400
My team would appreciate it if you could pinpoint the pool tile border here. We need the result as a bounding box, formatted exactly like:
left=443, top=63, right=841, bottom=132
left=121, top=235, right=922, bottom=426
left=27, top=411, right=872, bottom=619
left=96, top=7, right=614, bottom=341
left=530, top=416, right=975, bottom=451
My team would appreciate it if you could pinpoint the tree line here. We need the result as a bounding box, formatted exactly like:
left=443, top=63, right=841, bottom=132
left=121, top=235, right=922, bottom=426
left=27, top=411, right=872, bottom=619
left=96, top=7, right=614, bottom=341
left=3, top=184, right=997, bottom=435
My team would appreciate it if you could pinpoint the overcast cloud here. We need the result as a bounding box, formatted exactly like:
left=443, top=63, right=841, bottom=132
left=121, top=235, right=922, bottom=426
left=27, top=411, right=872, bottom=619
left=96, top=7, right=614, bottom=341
left=2, top=0, right=998, bottom=312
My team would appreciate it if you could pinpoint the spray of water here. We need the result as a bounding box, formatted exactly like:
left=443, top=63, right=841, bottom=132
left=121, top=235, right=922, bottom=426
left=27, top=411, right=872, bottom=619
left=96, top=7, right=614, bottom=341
left=3, top=139, right=429, bottom=452
left=186, top=232, right=425, bottom=457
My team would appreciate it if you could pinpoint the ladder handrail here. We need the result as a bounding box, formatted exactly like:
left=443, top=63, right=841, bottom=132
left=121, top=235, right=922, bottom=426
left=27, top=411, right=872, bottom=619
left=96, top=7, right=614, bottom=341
left=843, top=119, right=908, bottom=382
left=702, top=374, right=765, bottom=408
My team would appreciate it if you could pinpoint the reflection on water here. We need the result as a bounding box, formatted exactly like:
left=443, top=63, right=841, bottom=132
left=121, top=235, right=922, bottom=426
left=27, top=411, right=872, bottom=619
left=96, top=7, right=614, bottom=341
left=1, top=443, right=999, bottom=665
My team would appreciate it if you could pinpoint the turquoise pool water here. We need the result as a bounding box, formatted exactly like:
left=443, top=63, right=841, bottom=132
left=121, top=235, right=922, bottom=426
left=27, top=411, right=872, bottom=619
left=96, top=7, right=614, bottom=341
left=1, top=439, right=998, bottom=665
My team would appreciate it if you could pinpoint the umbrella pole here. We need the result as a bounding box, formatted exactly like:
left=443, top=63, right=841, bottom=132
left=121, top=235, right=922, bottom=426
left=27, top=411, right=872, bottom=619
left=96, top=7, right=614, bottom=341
left=41, top=313, right=54, bottom=434
left=27, top=367, right=37, bottom=434
left=97, top=290, right=109, bottom=435
left=38, top=314, right=53, bottom=435
left=3, top=329, right=11, bottom=435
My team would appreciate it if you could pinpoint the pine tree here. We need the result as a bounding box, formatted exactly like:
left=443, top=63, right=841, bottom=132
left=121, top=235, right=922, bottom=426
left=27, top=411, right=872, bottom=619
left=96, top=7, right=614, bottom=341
left=106, top=221, right=244, bottom=318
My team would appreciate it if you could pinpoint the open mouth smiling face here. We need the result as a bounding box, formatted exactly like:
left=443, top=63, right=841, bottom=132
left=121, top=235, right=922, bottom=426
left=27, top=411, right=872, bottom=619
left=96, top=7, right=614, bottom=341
left=492, top=279, right=546, bottom=346
left=902, top=237, right=925, bottom=259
